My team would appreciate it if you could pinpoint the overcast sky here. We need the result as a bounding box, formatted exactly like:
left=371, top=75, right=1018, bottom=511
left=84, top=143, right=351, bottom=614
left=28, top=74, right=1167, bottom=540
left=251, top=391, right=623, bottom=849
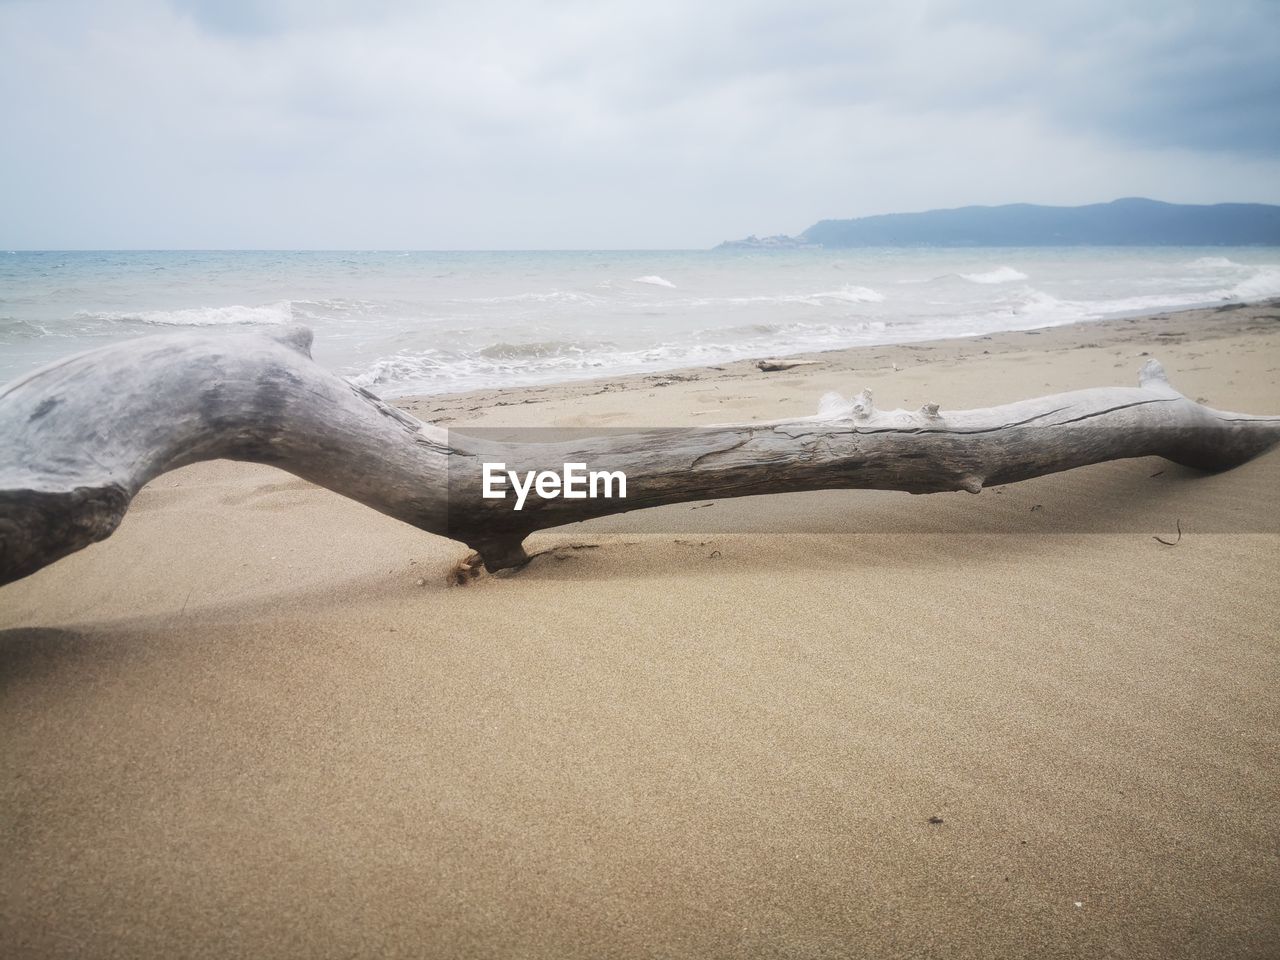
left=2, top=0, right=1278, bottom=249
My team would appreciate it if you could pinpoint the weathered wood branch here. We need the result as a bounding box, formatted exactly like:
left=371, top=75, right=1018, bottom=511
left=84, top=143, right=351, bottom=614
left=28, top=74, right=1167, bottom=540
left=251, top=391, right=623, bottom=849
left=757, top=358, right=819, bottom=372
left=2, top=325, right=1278, bottom=585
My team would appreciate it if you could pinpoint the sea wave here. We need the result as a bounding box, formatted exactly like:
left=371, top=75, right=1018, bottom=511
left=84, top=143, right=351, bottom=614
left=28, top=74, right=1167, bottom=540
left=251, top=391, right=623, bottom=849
left=800, top=285, right=885, bottom=304
left=0, top=317, right=52, bottom=340
left=985, top=269, right=1280, bottom=324
left=959, top=266, right=1029, bottom=284
left=967, top=289, right=1086, bottom=328
left=462, top=290, right=605, bottom=305
left=291, top=297, right=385, bottom=317
left=1070, top=291, right=1198, bottom=316
left=632, top=275, right=676, bottom=288
left=1011, top=290, right=1074, bottom=317
left=349, top=352, right=450, bottom=389
left=476, top=339, right=599, bottom=360
left=688, top=284, right=885, bottom=307
left=349, top=346, right=614, bottom=393
left=1224, top=265, right=1280, bottom=301
left=76, top=301, right=296, bottom=327
left=705, top=319, right=888, bottom=340
left=995, top=288, right=1198, bottom=325
left=1187, top=256, right=1242, bottom=269
left=348, top=318, right=898, bottom=395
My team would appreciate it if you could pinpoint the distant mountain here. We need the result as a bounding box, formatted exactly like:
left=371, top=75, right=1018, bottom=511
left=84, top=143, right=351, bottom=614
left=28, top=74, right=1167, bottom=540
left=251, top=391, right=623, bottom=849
left=719, top=199, right=1280, bottom=248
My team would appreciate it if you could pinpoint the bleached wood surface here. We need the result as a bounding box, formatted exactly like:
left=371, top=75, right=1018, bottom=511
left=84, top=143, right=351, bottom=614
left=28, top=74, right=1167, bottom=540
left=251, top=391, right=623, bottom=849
left=2, top=325, right=1277, bottom=583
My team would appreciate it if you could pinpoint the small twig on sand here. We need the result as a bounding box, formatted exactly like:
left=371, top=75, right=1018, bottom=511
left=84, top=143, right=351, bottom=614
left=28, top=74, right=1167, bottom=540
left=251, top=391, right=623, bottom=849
left=1154, top=519, right=1182, bottom=547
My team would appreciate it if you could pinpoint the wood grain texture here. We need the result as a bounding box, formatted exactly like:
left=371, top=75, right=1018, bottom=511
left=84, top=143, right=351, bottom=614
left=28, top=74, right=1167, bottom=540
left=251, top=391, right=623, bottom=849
left=2, top=325, right=1278, bottom=582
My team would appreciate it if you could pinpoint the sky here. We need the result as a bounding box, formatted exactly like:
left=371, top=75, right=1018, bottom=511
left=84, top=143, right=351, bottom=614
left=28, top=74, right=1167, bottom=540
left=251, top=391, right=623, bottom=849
left=1, top=0, right=1278, bottom=249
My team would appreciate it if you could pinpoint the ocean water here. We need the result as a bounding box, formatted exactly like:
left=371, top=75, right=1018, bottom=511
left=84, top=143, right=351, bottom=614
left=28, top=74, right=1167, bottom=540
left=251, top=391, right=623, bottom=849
left=2, top=247, right=1278, bottom=396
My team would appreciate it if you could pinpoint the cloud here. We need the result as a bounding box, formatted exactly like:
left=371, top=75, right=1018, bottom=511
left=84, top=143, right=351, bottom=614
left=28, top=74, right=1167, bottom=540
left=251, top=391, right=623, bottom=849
left=0, top=0, right=1277, bottom=247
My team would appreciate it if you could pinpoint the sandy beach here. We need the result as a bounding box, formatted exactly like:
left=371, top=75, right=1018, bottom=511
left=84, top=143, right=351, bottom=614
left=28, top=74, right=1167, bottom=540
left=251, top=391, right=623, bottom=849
left=2, top=300, right=1278, bottom=958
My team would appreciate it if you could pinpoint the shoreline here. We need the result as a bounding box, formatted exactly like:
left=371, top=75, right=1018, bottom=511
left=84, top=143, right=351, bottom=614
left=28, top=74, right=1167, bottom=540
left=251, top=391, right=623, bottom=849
left=397, top=297, right=1280, bottom=425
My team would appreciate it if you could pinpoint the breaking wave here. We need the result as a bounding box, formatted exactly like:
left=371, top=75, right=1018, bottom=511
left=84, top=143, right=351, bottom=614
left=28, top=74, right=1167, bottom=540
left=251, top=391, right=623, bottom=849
left=348, top=318, right=899, bottom=395
left=77, top=301, right=296, bottom=327
left=959, top=266, right=1029, bottom=284
left=632, top=275, right=676, bottom=288
left=476, top=339, right=598, bottom=360
left=688, top=285, right=885, bottom=307
left=783, top=284, right=885, bottom=305
left=350, top=345, right=615, bottom=393
left=461, top=290, right=605, bottom=305
left=0, top=317, right=51, bottom=340
left=1223, top=265, right=1280, bottom=301
left=1187, top=256, right=1242, bottom=269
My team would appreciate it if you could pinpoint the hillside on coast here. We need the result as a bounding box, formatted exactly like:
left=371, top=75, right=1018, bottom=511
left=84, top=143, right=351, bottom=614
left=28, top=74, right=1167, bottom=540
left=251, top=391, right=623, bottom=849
left=720, top=198, right=1280, bottom=248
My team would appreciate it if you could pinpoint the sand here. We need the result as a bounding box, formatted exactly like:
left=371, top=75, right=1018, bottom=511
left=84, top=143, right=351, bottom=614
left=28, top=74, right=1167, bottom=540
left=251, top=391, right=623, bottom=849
left=2, top=300, right=1279, bottom=959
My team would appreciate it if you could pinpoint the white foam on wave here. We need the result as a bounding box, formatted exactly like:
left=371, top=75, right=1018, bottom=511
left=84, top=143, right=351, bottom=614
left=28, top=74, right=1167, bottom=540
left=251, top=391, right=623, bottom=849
left=1011, top=289, right=1074, bottom=317
left=80, top=301, right=295, bottom=327
left=1004, top=288, right=1200, bottom=325
left=348, top=316, right=899, bottom=396
left=979, top=268, right=1280, bottom=327
left=959, top=266, right=1029, bottom=284
left=688, top=284, right=885, bottom=307
left=710, top=319, right=888, bottom=341
left=1080, top=264, right=1280, bottom=311
left=463, top=290, right=605, bottom=305
left=0, top=317, right=52, bottom=340
left=804, top=285, right=885, bottom=304
left=632, top=275, right=676, bottom=288
left=1083, top=292, right=1209, bottom=315
left=476, top=339, right=596, bottom=361
left=1224, top=265, right=1280, bottom=301
left=1187, top=256, right=1241, bottom=269
left=349, top=352, right=450, bottom=390
left=349, top=345, right=616, bottom=394
left=292, top=297, right=383, bottom=316
left=961, top=289, right=1086, bottom=331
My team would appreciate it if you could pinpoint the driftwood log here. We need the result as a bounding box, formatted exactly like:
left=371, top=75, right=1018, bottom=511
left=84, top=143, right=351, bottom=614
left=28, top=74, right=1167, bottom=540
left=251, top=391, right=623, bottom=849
left=757, top=358, right=819, bottom=372
left=2, top=325, right=1278, bottom=585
